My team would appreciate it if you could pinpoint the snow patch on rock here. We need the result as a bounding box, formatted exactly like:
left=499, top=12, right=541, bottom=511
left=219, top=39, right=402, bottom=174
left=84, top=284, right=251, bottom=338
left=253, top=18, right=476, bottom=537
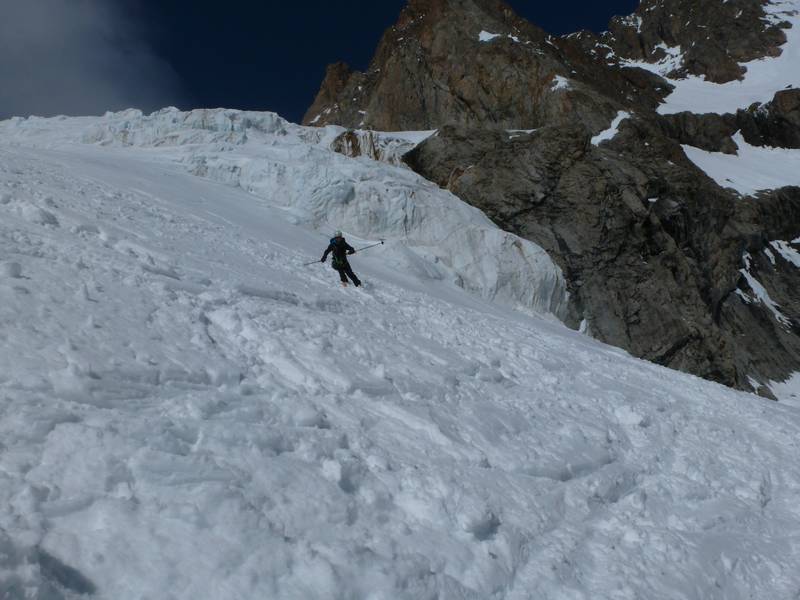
left=591, top=111, right=631, bottom=146
left=478, top=30, right=521, bottom=43
left=771, top=240, right=800, bottom=267
left=738, top=252, right=792, bottom=327
left=620, top=42, right=684, bottom=78
left=682, top=132, right=800, bottom=195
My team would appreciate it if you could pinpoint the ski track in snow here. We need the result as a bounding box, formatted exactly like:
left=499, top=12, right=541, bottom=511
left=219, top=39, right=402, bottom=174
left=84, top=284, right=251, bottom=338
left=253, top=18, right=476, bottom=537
left=1, top=114, right=800, bottom=599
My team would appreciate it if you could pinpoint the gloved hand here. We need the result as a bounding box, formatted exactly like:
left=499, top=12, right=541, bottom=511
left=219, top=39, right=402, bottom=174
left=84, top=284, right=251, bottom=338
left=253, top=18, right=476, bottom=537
left=320, top=258, right=326, bottom=263
left=347, top=250, right=355, bottom=255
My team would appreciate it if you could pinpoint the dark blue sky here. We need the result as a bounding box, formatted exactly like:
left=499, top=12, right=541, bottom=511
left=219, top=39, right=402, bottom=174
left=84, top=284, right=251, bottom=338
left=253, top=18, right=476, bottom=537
left=0, top=0, right=638, bottom=121
left=140, top=0, right=638, bottom=123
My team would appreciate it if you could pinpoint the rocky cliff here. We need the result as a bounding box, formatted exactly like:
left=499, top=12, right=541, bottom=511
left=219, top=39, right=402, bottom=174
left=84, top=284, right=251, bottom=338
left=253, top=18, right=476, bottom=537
left=303, top=0, right=660, bottom=132
left=304, top=0, right=800, bottom=396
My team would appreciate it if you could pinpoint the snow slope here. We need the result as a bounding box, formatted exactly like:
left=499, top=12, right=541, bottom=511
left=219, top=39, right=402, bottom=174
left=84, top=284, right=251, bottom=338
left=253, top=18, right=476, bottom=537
left=2, top=111, right=800, bottom=599
left=683, top=132, right=800, bottom=195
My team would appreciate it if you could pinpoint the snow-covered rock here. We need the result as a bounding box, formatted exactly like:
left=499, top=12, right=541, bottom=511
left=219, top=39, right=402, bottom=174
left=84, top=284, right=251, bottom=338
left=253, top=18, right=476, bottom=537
left=656, top=0, right=800, bottom=115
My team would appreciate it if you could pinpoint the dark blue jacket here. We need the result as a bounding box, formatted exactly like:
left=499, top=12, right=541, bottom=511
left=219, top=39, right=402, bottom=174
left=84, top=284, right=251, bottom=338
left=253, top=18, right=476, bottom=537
left=322, top=237, right=355, bottom=267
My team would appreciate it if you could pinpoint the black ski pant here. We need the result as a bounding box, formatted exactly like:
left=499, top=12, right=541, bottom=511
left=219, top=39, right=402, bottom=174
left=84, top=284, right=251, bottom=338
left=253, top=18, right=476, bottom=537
left=336, top=262, right=361, bottom=286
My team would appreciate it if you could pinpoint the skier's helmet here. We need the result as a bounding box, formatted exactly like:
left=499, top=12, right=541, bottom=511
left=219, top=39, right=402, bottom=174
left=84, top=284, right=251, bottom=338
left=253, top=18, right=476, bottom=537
left=334, top=230, right=343, bottom=238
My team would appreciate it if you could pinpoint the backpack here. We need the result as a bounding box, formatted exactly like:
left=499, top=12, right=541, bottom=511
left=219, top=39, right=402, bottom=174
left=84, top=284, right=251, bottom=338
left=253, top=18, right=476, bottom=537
left=330, top=238, right=345, bottom=269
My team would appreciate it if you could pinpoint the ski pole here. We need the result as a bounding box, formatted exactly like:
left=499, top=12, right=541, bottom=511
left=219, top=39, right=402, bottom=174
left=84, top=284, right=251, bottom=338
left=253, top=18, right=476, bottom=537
left=302, top=259, right=322, bottom=266
left=354, top=239, right=385, bottom=253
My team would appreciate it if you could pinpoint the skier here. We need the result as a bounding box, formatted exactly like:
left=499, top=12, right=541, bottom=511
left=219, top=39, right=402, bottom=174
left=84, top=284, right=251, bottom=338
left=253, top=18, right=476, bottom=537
left=321, top=230, right=362, bottom=287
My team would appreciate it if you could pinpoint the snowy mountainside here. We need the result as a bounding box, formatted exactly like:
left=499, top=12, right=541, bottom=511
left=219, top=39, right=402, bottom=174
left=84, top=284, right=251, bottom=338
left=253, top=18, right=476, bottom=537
left=1, top=111, right=800, bottom=598
left=302, top=0, right=800, bottom=394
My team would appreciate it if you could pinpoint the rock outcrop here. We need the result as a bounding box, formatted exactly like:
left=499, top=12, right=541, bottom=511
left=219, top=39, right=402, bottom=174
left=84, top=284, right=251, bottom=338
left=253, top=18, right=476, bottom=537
left=403, top=119, right=800, bottom=391
left=659, top=89, right=800, bottom=152
left=302, top=0, right=665, bottom=132
left=304, top=0, right=800, bottom=395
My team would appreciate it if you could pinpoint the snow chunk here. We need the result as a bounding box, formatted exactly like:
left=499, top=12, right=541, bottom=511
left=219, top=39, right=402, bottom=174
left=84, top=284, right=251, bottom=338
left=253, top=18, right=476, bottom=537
left=682, top=132, right=800, bottom=195
left=579, top=318, right=590, bottom=335
left=551, top=75, right=571, bottom=91
left=770, top=371, right=800, bottom=406
left=591, top=111, right=631, bottom=146
left=506, top=129, right=537, bottom=140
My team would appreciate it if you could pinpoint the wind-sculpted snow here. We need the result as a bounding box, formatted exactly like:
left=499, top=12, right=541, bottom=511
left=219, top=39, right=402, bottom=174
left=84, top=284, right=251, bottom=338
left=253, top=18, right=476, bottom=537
left=2, top=114, right=800, bottom=599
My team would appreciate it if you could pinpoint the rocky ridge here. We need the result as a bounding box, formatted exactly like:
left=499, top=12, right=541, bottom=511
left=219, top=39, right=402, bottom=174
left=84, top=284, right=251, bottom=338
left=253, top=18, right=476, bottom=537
left=303, top=0, right=663, bottom=132
left=304, top=0, right=800, bottom=395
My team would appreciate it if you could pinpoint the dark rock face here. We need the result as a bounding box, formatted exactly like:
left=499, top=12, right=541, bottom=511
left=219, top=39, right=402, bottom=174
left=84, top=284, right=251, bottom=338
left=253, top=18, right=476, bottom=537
left=658, top=112, right=741, bottom=154
left=659, top=90, right=800, bottom=152
left=738, top=89, right=800, bottom=148
left=304, top=62, right=355, bottom=126
left=304, top=0, right=793, bottom=132
left=302, top=0, right=661, bottom=133
left=304, top=0, right=800, bottom=395
left=404, top=121, right=800, bottom=389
